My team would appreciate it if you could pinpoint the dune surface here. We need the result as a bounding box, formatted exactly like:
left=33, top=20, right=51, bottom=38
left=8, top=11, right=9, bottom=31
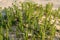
left=0, top=0, right=60, bottom=9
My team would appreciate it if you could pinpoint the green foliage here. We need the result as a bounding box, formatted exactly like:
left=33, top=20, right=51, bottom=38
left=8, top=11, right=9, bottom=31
left=0, top=2, right=60, bottom=40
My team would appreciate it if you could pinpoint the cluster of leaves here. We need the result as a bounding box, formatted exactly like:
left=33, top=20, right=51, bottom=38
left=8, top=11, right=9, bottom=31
left=0, top=2, right=60, bottom=40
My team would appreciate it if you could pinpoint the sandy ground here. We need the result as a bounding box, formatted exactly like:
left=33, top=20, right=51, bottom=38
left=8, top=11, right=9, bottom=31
left=0, top=0, right=60, bottom=9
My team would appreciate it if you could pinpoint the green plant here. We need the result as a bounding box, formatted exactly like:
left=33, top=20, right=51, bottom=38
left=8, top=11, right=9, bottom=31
left=0, top=2, right=59, bottom=40
left=5, top=25, right=9, bottom=40
left=0, top=12, right=3, bottom=40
